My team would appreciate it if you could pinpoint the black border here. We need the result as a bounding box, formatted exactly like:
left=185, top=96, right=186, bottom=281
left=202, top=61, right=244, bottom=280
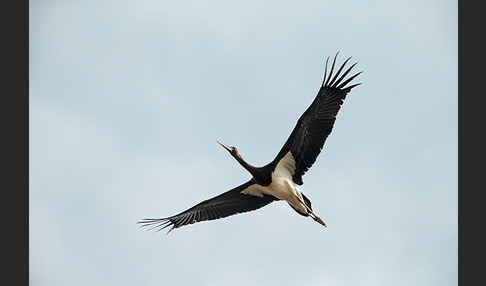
left=458, top=0, right=461, bottom=283
left=459, top=1, right=480, bottom=285
left=4, top=0, right=28, bottom=284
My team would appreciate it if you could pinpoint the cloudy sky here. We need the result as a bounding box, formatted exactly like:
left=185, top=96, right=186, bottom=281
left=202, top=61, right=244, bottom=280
left=30, top=0, right=457, bottom=285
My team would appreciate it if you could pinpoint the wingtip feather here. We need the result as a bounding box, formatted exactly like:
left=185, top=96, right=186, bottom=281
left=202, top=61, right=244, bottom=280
left=336, top=71, right=362, bottom=90
left=328, top=56, right=351, bottom=87
left=322, top=56, right=330, bottom=86
left=324, top=52, right=339, bottom=86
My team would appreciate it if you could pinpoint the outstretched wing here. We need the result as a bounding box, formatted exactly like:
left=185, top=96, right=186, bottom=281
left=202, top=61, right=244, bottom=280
left=270, top=53, right=362, bottom=185
left=138, top=180, right=278, bottom=233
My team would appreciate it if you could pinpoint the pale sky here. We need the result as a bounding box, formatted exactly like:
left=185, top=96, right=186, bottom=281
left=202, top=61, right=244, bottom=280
left=30, top=0, right=457, bottom=285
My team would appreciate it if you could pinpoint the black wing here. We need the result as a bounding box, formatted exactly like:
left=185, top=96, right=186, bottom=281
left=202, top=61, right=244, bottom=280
left=270, top=53, right=362, bottom=185
left=138, top=180, right=278, bottom=233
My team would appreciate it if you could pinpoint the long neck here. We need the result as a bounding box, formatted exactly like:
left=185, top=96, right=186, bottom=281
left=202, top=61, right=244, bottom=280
left=232, top=153, right=260, bottom=179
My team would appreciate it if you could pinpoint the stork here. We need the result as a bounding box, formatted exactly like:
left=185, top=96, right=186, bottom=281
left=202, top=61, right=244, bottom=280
left=138, top=53, right=362, bottom=233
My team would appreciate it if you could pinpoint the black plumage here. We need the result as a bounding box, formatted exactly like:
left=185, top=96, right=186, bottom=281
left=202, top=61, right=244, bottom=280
left=267, top=54, right=361, bottom=185
left=138, top=180, right=277, bottom=233
left=138, top=53, right=361, bottom=233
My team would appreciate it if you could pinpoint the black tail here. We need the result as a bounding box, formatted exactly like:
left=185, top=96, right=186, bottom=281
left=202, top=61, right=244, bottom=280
left=302, top=193, right=312, bottom=211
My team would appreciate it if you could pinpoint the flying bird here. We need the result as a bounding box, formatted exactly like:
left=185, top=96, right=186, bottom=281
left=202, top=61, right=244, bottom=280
left=139, top=53, right=362, bottom=233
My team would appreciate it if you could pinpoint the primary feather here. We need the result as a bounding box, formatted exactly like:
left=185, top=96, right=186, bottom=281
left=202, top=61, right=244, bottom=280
left=268, top=53, right=361, bottom=185
left=138, top=180, right=278, bottom=233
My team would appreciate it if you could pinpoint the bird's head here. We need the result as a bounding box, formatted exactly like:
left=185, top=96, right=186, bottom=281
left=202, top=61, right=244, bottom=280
left=217, top=140, right=240, bottom=157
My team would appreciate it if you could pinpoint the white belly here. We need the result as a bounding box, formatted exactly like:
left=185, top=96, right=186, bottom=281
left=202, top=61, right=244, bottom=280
left=262, top=176, right=307, bottom=214
left=261, top=176, right=295, bottom=201
left=239, top=151, right=308, bottom=214
left=262, top=151, right=300, bottom=201
left=240, top=176, right=301, bottom=202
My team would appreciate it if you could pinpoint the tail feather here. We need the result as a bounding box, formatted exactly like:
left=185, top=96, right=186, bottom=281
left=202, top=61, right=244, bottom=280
left=288, top=202, right=309, bottom=217
left=301, top=193, right=312, bottom=211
